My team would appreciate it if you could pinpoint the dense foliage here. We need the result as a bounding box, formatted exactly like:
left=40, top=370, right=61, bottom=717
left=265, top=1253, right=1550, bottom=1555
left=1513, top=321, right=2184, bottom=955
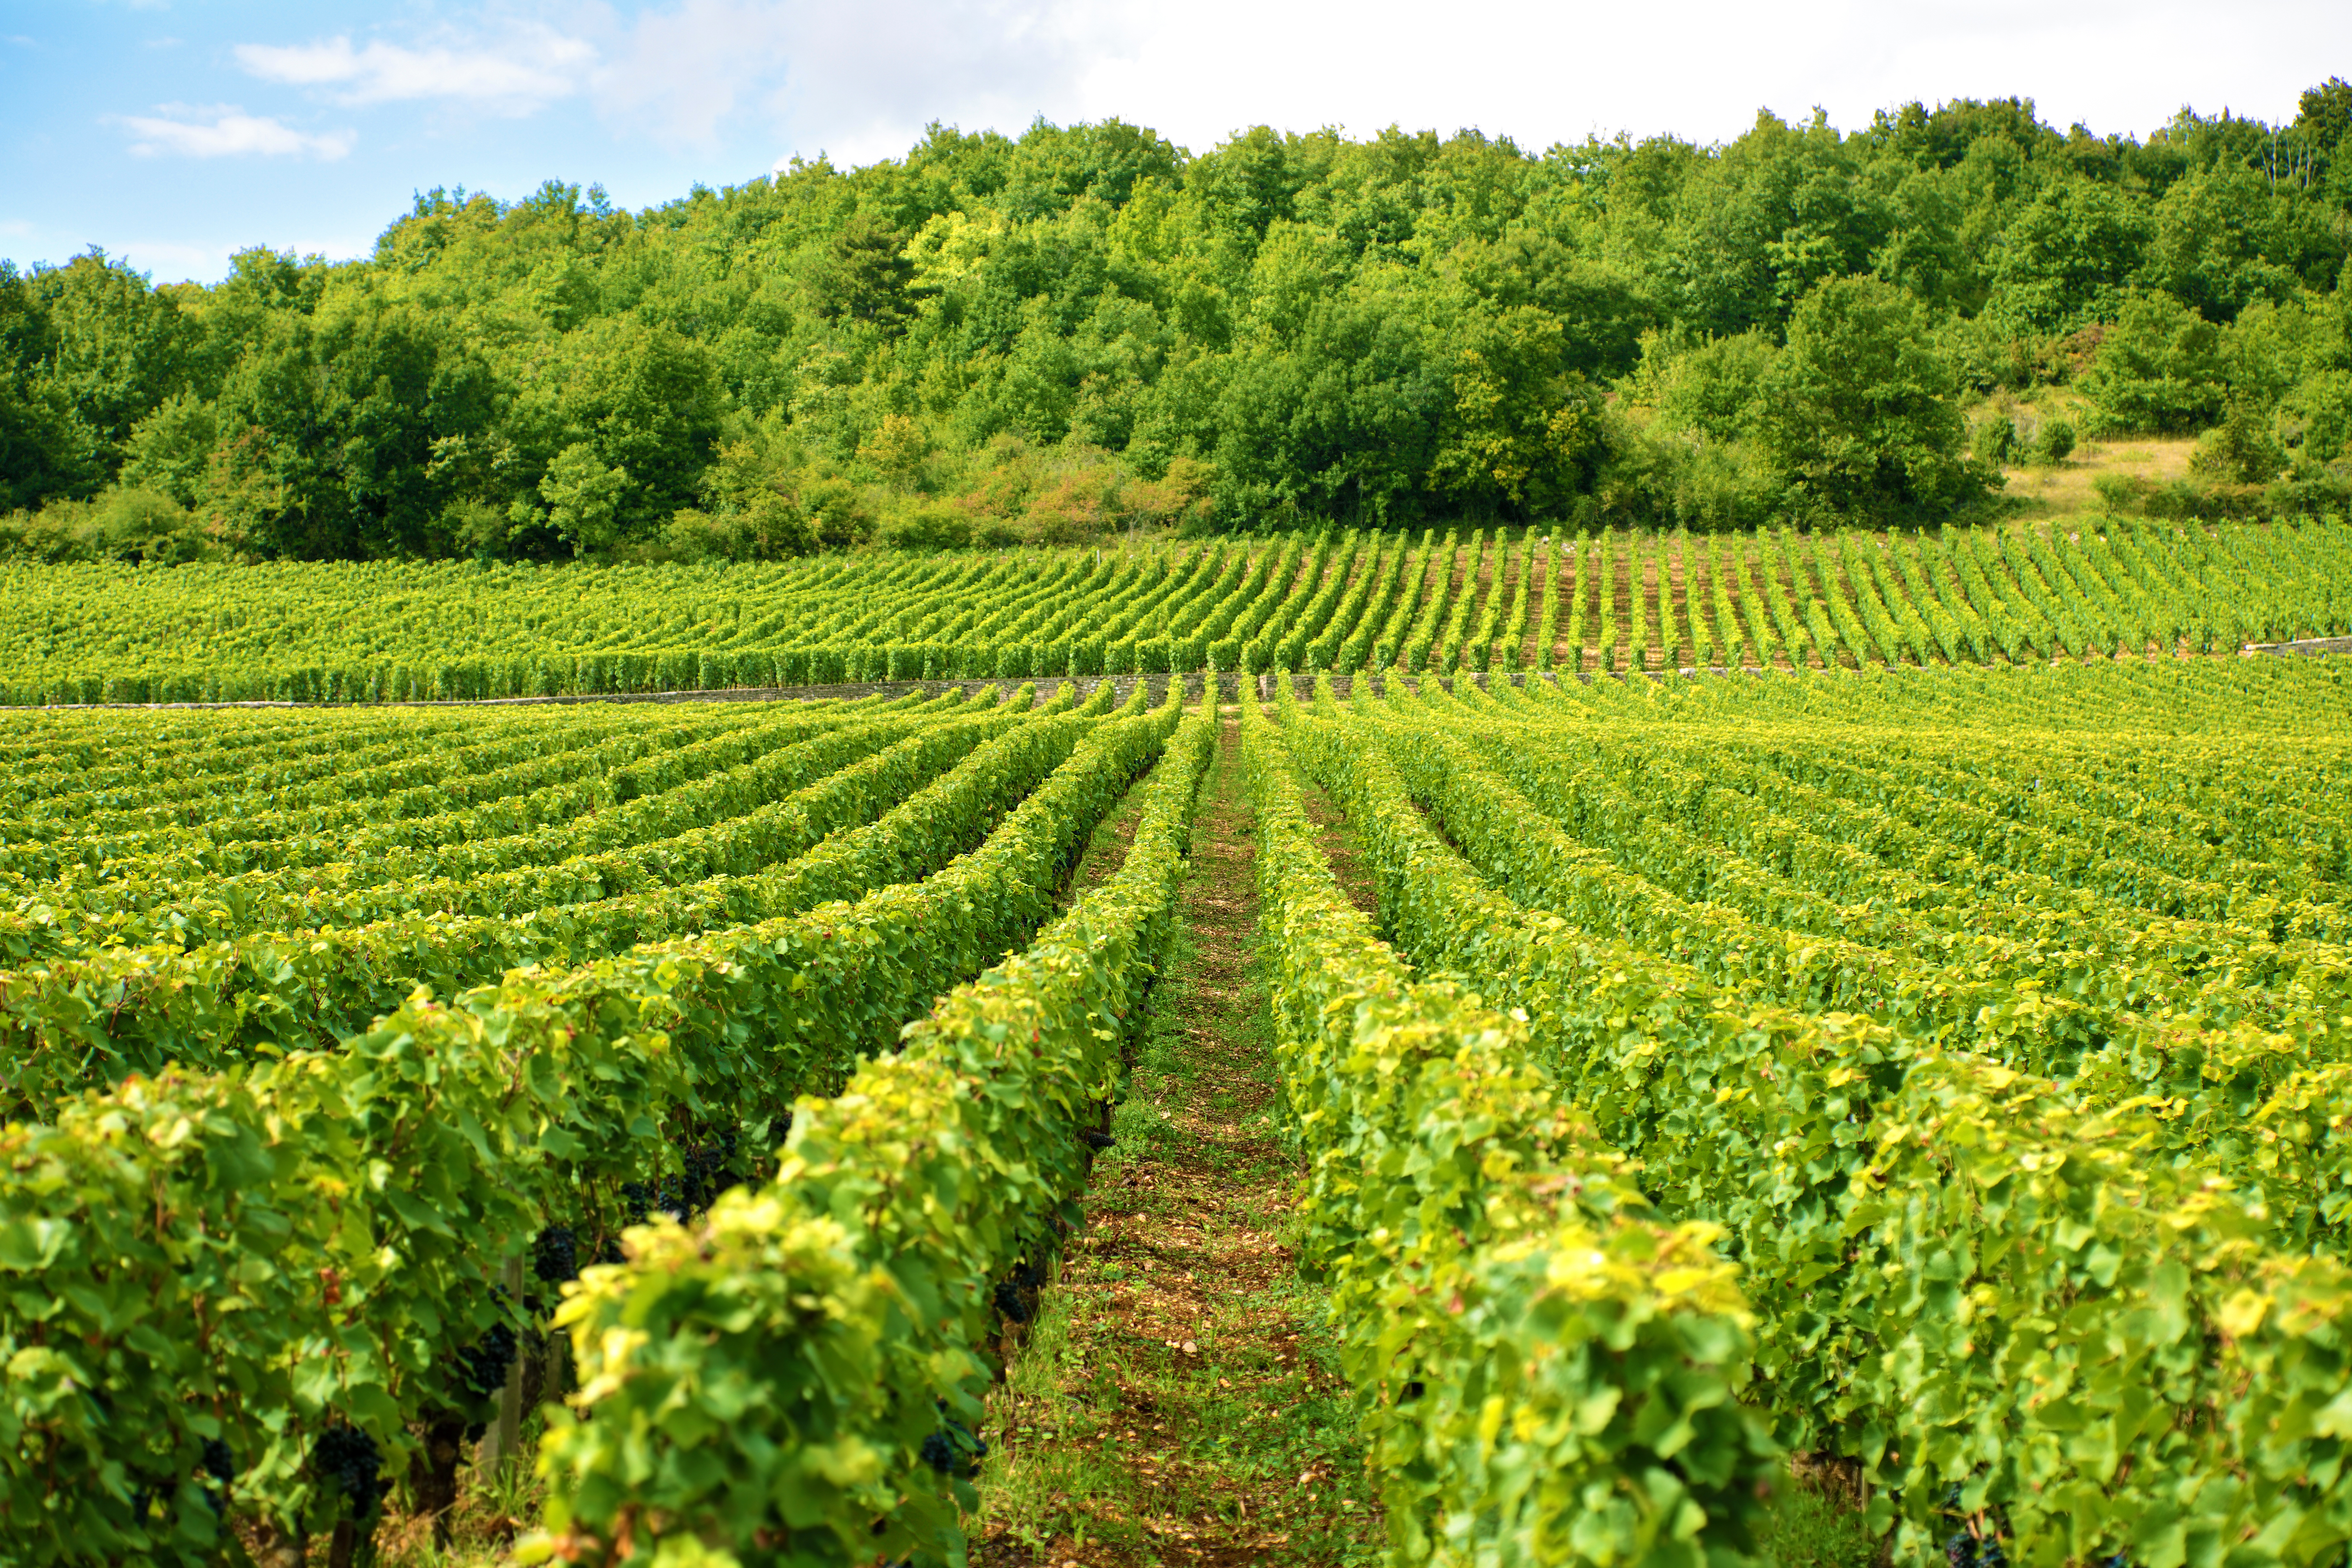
left=1266, top=660, right=2352, bottom=1564
left=0, top=678, right=1189, bottom=1555
left=8, top=85, right=2352, bottom=560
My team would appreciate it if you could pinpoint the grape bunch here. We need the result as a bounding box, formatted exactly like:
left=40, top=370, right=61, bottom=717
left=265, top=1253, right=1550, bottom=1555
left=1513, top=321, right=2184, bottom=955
left=454, top=1293, right=520, bottom=1404
left=200, top=1438, right=235, bottom=1488
left=533, top=1225, right=579, bottom=1284
left=197, top=1437, right=236, bottom=1514
left=1944, top=1531, right=2008, bottom=1568
left=678, top=1127, right=741, bottom=1212
left=311, top=1426, right=384, bottom=1519
left=1937, top=1485, right=2014, bottom=1568
left=456, top=1322, right=518, bottom=1402
left=618, top=1126, right=747, bottom=1233
left=991, top=1279, right=1032, bottom=1324
left=918, top=1416, right=988, bottom=1479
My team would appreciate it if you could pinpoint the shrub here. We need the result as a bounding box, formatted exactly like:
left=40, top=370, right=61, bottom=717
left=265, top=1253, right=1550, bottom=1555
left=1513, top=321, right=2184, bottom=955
left=2032, top=415, right=2076, bottom=463
left=2091, top=471, right=2148, bottom=512
left=0, top=486, right=219, bottom=564
left=1970, top=414, right=2018, bottom=466
left=2189, top=403, right=2286, bottom=485
left=882, top=499, right=975, bottom=551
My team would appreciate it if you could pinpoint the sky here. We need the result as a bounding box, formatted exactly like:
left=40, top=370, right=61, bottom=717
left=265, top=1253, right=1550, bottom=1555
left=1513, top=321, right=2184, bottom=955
left=5, top=0, right=2349, bottom=285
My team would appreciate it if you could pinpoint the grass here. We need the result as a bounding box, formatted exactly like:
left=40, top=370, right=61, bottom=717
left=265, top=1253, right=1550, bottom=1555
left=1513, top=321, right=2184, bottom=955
left=970, top=710, right=1384, bottom=1566
left=2001, top=435, right=2198, bottom=521
left=384, top=1418, right=548, bottom=1566
left=1759, top=1479, right=1885, bottom=1568
left=1975, top=388, right=2210, bottom=526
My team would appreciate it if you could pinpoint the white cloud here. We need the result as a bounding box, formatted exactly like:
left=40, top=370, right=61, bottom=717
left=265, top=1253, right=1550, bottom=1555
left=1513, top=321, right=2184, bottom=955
left=748, top=0, right=1133, bottom=163
left=592, top=0, right=796, bottom=148
left=209, top=3, right=1123, bottom=161
left=1060, top=0, right=2346, bottom=155
left=196, top=0, right=2352, bottom=193
left=234, top=26, right=596, bottom=114
left=694, top=0, right=2346, bottom=168
left=103, top=240, right=231, bottom=281
left=116, top=106, right=354, bottom=160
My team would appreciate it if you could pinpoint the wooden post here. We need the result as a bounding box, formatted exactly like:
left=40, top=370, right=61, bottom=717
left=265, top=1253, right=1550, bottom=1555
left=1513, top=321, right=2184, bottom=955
left=475, top=1252, right=527, bottom=1480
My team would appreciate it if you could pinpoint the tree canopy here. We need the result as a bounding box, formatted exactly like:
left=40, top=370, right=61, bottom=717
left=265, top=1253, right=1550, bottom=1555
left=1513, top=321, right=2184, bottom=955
left=6, top=92, right=2352, bottom=560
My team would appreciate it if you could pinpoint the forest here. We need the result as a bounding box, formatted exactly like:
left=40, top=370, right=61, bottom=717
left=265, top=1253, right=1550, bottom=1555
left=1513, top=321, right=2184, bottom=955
left=4, top=83, right=2352, bottom=563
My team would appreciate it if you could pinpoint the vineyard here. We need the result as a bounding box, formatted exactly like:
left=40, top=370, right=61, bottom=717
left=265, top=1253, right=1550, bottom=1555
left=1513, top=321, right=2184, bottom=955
left=4, top=517, right=2351, bottom=706
left=1, top=675, right=1217, bottom=1563
left=1, top=524, right=2351, bottom=1567
left=1255, top=657, right=2352, bottom=1566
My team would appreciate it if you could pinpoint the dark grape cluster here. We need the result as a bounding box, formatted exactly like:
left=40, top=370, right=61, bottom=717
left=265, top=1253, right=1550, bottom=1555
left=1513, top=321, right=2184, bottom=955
left=919, top=1417, right=988, bottom=1479
left=991, top=1247, right=1055, bottom=1326
left=680, top=1128, right=740, bottom=1211
left=143, top=1437, right=242, bottom=1524
left=616, top=1127, right=747, bottom=1237
left=200, top=1438, right=235, bottom=1488
left=1078, top=1129, right=1115, bottom=1150
left=312, top=1426, right=384, bottom=1519
left=1944, top=1534, right=2007, bottom=1568
left=619, top=1173, right=694, bottom=1225
left=534, top=1225, right=579, bottom=1284
left=1939, top=1485, right=2013, bottom=1568
left=454, top=1292, right=519, bottom=1403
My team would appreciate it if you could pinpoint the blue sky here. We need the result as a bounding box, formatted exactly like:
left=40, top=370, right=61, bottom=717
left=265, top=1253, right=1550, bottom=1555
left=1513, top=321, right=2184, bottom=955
left=7, top=0, right=2349, bottom=285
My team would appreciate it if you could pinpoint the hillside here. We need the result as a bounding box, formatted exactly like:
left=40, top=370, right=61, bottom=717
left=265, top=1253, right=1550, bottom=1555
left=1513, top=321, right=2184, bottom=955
left=6, top=88, right=2352, bottom=562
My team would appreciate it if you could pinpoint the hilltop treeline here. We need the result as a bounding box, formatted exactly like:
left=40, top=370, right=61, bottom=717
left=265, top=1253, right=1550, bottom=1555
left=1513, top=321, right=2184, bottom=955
left=6, top=86, right=2352, bottom=561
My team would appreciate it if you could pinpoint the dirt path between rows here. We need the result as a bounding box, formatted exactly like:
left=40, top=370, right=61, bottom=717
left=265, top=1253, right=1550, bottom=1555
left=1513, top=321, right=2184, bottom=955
left=970, top=712, right=1382, bottom=1568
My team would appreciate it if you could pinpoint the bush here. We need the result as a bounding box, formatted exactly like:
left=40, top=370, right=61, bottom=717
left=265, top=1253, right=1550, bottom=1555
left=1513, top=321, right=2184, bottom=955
left=1970, top=414, right=2018, bottom=466
left=2265, top=464, right=2352, bottom=516
left=2091, top=472, right=2148, bottom=512
left=2189, top=403, right=2286, bottom=485
left=1021, top=467, right=1122, bottom=545
left=1596, top=414, right=1779, bottom=533
left=2283, top=367, right=2352, bottom=464
left=2093, top=469, right=2269, bottom=519
left=882, top=499, right=975, bottom=552
left=799, top=477, right=874, bottom=548
left=0, top=486, right=219, bottom=564
left=1646, top=329, right=1778, bottom=443
left=2032, top=416, right=2076, bottom=464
